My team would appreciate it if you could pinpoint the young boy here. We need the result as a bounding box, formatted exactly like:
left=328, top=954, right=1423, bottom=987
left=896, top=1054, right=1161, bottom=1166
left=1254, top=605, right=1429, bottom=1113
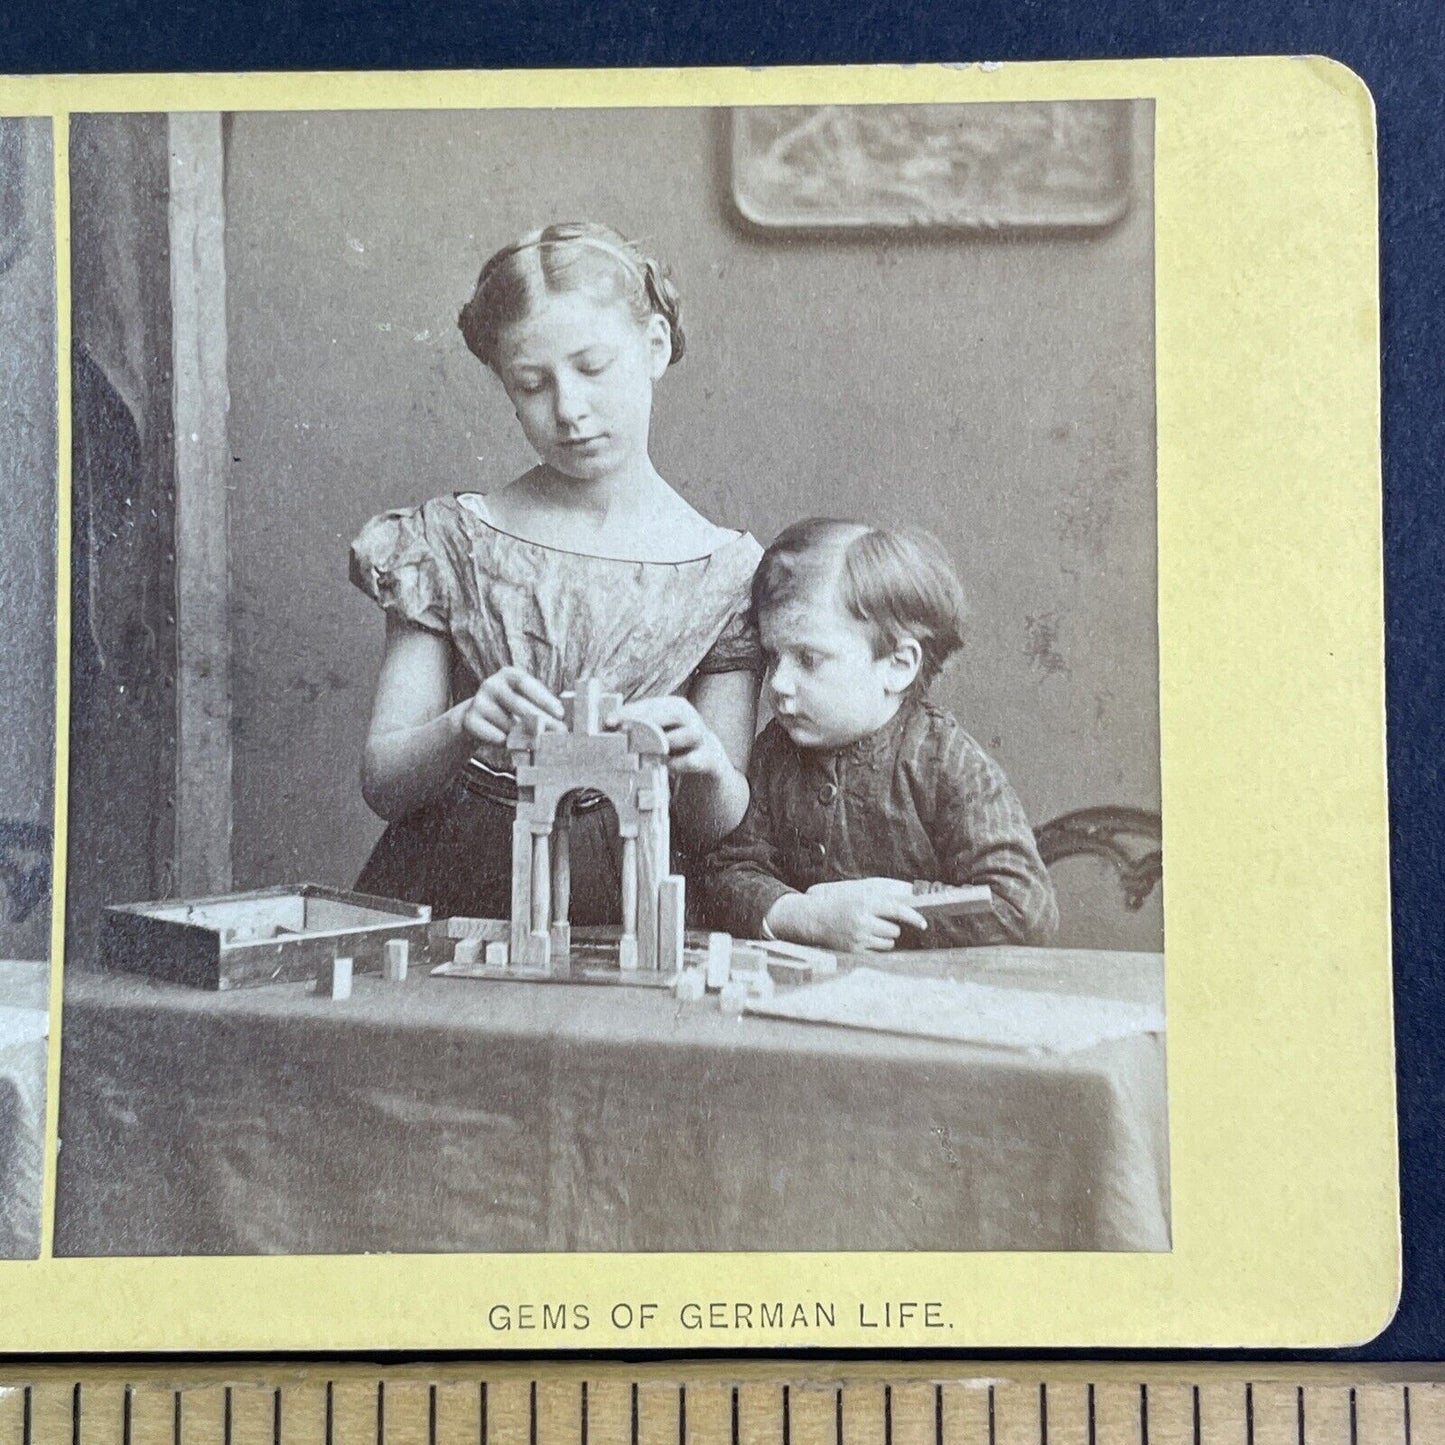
left=703, top=518, right=1058, bottom=953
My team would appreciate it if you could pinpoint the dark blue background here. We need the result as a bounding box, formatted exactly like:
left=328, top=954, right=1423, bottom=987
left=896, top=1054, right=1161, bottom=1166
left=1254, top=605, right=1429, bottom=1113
left=4, top=0, right=1440, bottom=1360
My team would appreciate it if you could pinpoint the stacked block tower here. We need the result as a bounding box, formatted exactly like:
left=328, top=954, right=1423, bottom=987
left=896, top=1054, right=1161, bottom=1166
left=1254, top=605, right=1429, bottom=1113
left=506, top=679, right=677, bottom=974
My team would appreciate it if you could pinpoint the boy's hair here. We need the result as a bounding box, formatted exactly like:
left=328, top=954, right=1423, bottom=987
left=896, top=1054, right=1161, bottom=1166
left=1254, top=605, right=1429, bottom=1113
left=458, top=221, right=685, bottom=371
left=752, top=518, right=968, bottom=691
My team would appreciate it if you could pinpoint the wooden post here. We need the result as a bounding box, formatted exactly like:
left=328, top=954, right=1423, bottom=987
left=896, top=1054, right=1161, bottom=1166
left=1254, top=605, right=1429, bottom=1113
left=635, top=768, right=670, bottom=971
left=550, top=813, right=571, bottom=959
left=531, top=827, right=551, bottom=936
left=619, top=830, right=639, bottom=971
left=169, top=113, right=232, bottom=896
left=509, top=818, right=534, bottom=965
left=657, top=875, right=686, bottom=975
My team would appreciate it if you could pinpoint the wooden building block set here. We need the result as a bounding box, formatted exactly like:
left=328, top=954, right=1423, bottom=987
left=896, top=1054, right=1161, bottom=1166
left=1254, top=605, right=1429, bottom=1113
left=98, top=683, right=983, bottom=1008
left=100, top=884, right=431, bottom=991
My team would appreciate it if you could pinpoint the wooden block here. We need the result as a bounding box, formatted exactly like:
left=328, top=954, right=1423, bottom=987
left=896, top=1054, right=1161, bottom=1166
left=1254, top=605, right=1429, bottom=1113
left=528, top=734, right=632, bottom=769
left=744, top=967, right=774, bottom=1000
left=731, top=945, right=768, bottom=977
left=484, top=940, right=509, bottom=968
left=575, top=677, right=605, bottom=734
left=634, top=786, right=669, bottom=970
left=383, top=938, right=409, bottom=982
left=705, top=931, right=732, bottom=989
left=515, top=931, right=551, bottom=969
left=510, top=817, right=535, bottom=961
left=453, top=937, right=483, bottom=967
left=323, top=956, right=352, bottom=1000
left=444, top=916, right=511, bottom=942
left=759, top=956, right=814, bottom=986
left=622, top=717, right=669, bottom=757
left=910, top=882, right=994, bottom=917
left=658, top=874, right=686, bottom=973
left=673, top=967, right=705, bottom=1002
left=752, top=936, right=839, bottom=974
left=720, top=979, right=749, bottom=1015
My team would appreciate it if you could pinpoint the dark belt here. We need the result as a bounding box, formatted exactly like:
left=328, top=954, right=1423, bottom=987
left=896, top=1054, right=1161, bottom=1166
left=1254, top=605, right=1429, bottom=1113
left=461, top=757, right=610, bottom=814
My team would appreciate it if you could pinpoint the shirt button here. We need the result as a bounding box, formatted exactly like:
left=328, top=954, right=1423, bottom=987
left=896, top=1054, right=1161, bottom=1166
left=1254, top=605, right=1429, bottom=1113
left=818, top=783, right=838, bottom=805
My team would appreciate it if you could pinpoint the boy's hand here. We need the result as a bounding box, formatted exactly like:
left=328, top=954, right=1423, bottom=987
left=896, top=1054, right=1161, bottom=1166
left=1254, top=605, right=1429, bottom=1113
left=768, top=879, right=929, bottom=953
left=616, top=697, right=729, bottom=781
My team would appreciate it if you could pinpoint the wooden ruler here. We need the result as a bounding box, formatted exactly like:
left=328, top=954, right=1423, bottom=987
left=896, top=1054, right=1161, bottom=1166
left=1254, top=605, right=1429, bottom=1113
left=0, top=1365, right=1442, bottom=1445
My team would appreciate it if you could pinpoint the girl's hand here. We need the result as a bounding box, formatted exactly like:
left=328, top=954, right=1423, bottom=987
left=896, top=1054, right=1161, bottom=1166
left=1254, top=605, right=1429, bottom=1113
left=616, top=696, right=730, bottom=781
left=459, top=666, right=566, bottom=747
left=772, top=878, right=929, bottom=953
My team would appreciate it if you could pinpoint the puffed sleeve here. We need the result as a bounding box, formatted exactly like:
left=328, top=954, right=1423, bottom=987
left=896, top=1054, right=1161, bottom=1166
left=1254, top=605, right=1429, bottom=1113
left=692, top=533, right=765, bottom=677
left=348, top=502, right=453, bottom=636
left=692, top=605, right=763, bottom=677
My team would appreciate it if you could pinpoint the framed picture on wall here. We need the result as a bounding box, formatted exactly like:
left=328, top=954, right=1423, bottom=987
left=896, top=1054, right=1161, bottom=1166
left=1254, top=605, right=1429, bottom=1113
left=728, top=101, right=1135, bottom=232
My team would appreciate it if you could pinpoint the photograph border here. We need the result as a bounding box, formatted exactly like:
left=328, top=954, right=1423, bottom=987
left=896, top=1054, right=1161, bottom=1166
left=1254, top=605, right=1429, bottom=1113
left=0, top=56, right=1395, bottom=1349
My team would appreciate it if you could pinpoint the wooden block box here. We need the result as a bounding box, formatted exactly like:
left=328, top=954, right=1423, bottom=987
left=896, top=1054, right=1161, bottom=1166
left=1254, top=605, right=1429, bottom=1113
left=100, top=884, right=432, bottom=991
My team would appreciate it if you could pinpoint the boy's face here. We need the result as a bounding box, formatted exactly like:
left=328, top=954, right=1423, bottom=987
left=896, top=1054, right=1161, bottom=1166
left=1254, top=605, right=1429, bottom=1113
left=761, top=582, right=917, bottom=751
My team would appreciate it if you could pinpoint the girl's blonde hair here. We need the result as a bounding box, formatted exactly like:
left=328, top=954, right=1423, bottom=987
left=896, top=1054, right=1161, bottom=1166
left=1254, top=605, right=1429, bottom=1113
left=753, top=518, right=969, bottom=692
left=458, top=221, right=685, bottom=370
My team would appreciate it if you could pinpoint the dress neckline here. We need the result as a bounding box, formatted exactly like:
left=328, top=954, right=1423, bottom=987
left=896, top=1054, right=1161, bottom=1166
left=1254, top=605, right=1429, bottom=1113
left=453, top=492, right=750, bottom=566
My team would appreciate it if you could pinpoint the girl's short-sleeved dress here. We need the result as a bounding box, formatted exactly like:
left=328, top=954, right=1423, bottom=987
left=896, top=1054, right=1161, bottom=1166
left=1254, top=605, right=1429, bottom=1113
left=349, top=492, right=764, bottom=920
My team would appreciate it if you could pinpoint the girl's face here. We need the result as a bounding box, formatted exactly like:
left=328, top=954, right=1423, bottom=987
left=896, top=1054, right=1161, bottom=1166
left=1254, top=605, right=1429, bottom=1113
left=493, top=289, right=671, bottom=483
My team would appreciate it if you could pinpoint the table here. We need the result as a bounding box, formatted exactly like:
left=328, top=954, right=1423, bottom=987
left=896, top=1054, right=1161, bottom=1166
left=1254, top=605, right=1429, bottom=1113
left=54, top=947, right=1168, bottom=1256
left=0, top=960, right=49, bottom=1259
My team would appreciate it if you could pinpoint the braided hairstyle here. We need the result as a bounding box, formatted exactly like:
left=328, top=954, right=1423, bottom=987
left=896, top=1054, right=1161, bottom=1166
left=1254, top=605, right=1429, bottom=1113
left=458, top=221, right=685, bottom=370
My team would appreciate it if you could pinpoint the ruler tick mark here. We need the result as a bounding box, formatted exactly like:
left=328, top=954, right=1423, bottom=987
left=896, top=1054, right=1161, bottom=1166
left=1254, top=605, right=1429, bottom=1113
left=1296, top=1387, right=1304, bottom=1445
left=935, top=1385, right=943, bottom=1445
left=22, top=1385, right=31, bottom=1445
left=1041, top=1382, right=1049, bottom=1445
left=273, top=1388, right=281, bottom=1445
left=679, top=1385, right=687, bottom=1445
left=429, top=1384, right=437, bottom=1445
left=174, top=1390, right=182, bottom=1445
left=530, top=1381, right=537, bottom=1445
left=123, top=1386, right=133, bottom=1445
left=72, top=1382, right=80, bottom=1445
left=731, top=1387, right=740, bottom=1445
left=835, top=1387, right=843, bottom=1445
left=886, top=1384, right=894, bottom=1445
left=631, top=1382, right=639, bottom=1445
left=581, top=1382, right=588, bottom=1445
left=379, top=1381, right=386, bottom=1445
left=325, top=1382, right=334, bottom=1445
left=783, top=1385, right=791, bottom=1445
left=1192, top=1387, right=1200, bottom=1445
left=1405, top=1386, right=1413, bottom=1445
left=1349, top=1389, right=1358, bottom=1445
left=1141, top=1384, right=1150, bottom=1445
left=481, top=1381, right=488, bottom=1445
left=1246, top=1384, right=1253, bottom=1445
left=1088, top=1385, right=1096, bottom=1445
left=990, top=1385, right=997, bottom=1445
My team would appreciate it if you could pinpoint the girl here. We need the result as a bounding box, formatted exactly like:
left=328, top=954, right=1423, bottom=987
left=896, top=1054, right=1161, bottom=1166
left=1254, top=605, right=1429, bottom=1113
left=349, top=222, right=762, bottom=920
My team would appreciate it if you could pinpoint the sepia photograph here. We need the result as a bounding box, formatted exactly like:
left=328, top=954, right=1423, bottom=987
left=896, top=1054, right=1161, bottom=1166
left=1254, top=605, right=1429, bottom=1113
left=53, top=99, right=1167, bottom=1257
left=0, top=114, right=55, bottom=1264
